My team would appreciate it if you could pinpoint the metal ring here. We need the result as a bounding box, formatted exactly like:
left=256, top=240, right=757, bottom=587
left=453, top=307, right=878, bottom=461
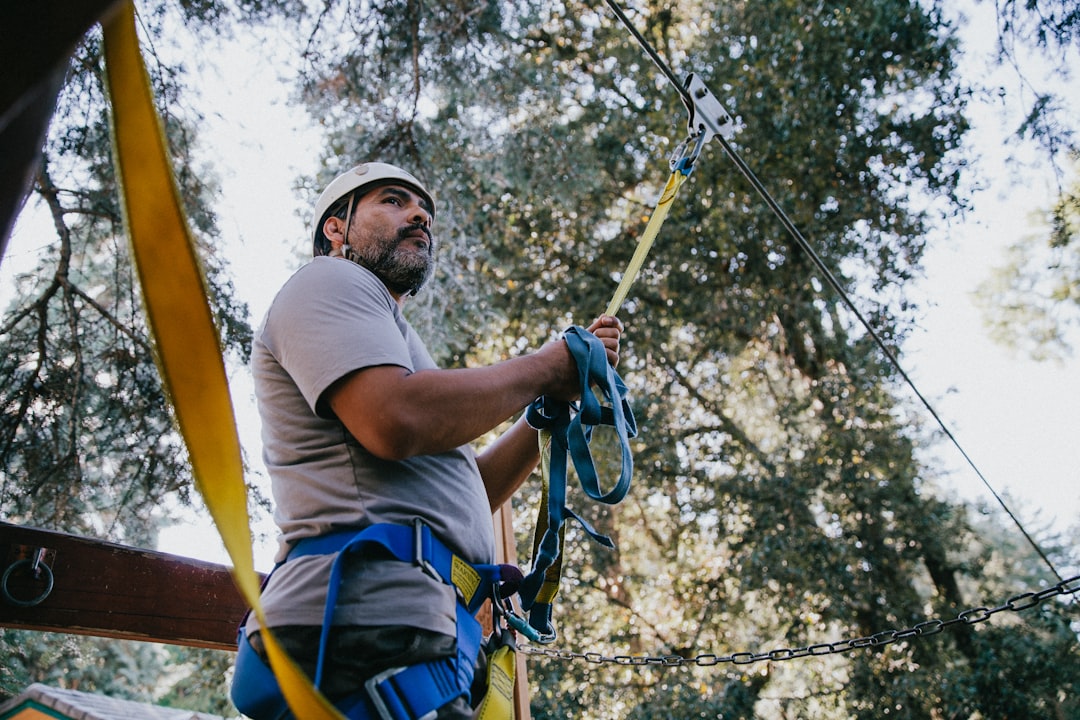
left=1, top=559, right=55, bottom=607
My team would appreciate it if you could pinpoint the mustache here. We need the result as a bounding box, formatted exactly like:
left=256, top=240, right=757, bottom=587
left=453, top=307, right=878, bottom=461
left=397, top=223, right=433, bottom=245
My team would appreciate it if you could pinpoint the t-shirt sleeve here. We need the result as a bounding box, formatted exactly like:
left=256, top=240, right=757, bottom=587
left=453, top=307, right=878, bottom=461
left=260, top=259, right=413, bottom=416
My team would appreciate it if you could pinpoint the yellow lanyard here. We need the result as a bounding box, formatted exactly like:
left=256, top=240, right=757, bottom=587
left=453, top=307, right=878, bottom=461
left=102, top=4, right=343, bottom=717
left=605, top=168, right=690, bottom=316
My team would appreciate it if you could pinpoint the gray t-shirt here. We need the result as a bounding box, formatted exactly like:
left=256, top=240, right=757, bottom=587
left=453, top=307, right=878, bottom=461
left=247, top=256, right=496, bottom=638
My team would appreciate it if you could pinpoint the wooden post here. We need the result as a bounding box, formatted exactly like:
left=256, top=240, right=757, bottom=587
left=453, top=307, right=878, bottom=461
left=493, top=501, right=532, bottom=720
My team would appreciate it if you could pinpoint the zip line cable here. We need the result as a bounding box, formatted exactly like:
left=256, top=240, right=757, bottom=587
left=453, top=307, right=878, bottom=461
left=601, top=0, right=691, bottom=106
left=599, top=0, right=1066, bottom=583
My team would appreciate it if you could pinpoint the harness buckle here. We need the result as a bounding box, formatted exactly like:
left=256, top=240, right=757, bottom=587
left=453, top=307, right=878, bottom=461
left=412, top=518, right=444, bottom=583
left=365, top=665, right=438, bottom=720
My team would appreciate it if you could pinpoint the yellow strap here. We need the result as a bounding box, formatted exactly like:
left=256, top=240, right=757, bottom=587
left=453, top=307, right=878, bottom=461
left=605, top=169, right=688, bottom=316
left=526, top=169, right=688, bottom=628
left=101, top=4, right=341, bottom=718
left=529, top=431, right=564, bottom=606
left=475, top=643, right=517, bottom=720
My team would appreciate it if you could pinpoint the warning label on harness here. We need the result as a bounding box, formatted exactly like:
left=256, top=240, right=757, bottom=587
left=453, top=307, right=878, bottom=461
left=451, top=555, right=481, bottom=603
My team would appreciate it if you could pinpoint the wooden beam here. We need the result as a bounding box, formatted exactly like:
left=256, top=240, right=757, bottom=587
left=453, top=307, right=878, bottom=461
left=3, top=513, right=533, bottom=716
left=0, top=522, right=250, bottom=650
left=0, top=0, right=124, bottom=251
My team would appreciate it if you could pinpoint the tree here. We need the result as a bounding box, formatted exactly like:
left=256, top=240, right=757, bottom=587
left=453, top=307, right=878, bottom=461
left=976, top=166, right=1080, bottom=360
left=973, top=0, right=1080, bottom=363
left=286, top=0, right=1078, bottom=716
left=985, top=0, right=1080, bottom=168
left=3, top=0, right=1077, bottom=716
left=0, top=2, right=258, bottom=550
left=0, top=630, right=163, bottom=701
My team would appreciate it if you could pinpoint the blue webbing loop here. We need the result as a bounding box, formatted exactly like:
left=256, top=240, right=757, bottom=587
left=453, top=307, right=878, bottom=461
left=519, top=326, right=636, bottom=635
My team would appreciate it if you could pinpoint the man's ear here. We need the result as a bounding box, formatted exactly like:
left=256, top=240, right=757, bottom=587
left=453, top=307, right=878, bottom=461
left=323, top=215, right=346, bottom=250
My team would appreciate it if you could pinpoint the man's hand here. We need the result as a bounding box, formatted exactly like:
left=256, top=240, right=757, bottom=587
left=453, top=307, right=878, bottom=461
left=586, top=314, right=623, bottom=369
left=542, top=314, right=624, bottom=402
left=479, top=314, right=625, bottom=507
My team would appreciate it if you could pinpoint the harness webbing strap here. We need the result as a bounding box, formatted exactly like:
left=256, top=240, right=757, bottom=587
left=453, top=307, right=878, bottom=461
left=515, top=149, right=695, bottom=642
left=232, top=522, right=515, bottom=720
left=475, top=634, right=518, bottom=720
left=532, top=439, right=565, bottom=607
left=290, top=522, right=505, bottom=686
left=520, top=327, right=637, bottom=639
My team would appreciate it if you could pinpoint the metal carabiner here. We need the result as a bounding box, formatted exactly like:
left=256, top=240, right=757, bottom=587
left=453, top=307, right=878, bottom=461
left=668, top=73, right=738, bottom=177
left=491, top=579, right=557, bottom=645
left=669, top=130, right=710, bottom=176
left=503, top=607, right=558, bottom=645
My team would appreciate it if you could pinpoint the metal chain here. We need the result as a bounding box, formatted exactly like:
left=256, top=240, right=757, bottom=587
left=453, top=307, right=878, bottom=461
left=519, top=575, right=1080, bottom=668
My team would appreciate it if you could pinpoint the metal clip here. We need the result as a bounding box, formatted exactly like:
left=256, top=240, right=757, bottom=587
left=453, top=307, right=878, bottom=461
left=411, top=519, right=444, bottom=583
left=680, top=73, right=737, bottom=144
left=669, top=130, right=710, bottom=175
left=365, top=665, right=437, bottom=720
left=492, top=581, right=557, bottom=644
left=504, top=609, right=558, bottom=645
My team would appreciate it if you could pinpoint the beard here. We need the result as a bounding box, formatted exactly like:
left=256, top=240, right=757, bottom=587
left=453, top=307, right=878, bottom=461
left=345, top=224, right=436, bottom=296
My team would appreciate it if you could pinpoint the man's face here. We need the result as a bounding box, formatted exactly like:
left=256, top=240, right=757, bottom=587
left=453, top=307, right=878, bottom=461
left=345, top=184, right=436, bottom=296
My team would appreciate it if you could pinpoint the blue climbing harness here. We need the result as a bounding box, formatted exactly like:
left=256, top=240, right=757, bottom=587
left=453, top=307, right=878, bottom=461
left=230, top=521, right=514, bottom=720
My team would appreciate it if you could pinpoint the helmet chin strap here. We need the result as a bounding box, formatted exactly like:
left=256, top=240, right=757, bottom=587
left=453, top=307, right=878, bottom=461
left=330, top=192, right=357, bottom=258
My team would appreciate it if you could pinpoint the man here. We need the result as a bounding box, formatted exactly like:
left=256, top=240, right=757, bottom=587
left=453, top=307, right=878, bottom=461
left=236, top=162, right=623, bottom=718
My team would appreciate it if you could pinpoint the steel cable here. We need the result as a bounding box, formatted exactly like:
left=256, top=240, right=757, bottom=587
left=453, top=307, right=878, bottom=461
left=599, top=0, right=1066, bottom=583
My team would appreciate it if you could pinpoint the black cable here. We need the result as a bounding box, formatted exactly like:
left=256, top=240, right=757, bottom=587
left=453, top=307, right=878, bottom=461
left=600, top=0, right=1065, bottom=583
left=601, top=0, right=691, bottom=106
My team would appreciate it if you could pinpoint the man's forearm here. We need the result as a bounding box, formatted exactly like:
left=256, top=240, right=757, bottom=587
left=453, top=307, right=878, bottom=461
left=329, top=342, right=573, bottom=461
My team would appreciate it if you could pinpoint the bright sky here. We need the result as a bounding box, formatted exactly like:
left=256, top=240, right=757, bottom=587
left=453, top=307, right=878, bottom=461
left=903, top=6, right=1080, bottom=559
left=2, top=3, right=1076, bottom=575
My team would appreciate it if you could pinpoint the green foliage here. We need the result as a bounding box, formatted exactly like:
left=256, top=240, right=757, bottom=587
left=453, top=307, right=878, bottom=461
left=157, top=645, right=237, bottom=717
left=0, top=631, right=236, bottom=716
left=986, top=0, right=1079, bottom=168
left=994, top=0, right=1080, bottom=54
left=2, top=0, right=1078, bottom=716
left=0, top=0, right=265, bottom=708
left=0, top=630, right=162, bottom=703
left=288, top=0, right=1079, bottom=716
left=1, top=12, right=255, bottom=545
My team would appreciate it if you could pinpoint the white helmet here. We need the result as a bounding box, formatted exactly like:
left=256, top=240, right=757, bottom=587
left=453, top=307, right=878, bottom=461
left=311, top=162, right=436, bottom=256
